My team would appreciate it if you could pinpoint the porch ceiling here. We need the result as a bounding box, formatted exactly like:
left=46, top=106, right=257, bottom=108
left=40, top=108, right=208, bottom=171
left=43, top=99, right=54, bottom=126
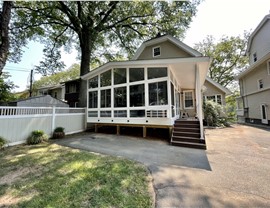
left=170, top=60, right=210, bottom=89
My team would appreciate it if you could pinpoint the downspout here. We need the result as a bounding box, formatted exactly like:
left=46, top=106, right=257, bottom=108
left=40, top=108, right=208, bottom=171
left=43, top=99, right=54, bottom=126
left=195, top=64, right=204, bottom=140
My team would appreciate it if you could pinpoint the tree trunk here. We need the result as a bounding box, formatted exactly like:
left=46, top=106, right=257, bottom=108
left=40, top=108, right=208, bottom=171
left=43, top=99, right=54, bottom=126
left=78, top=29, right=93, bottom=107
left=0, top=1, right=13, bottom=76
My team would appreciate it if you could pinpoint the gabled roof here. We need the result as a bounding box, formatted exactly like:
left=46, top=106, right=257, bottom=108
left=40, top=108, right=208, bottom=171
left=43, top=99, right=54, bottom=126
left=205, top=77, right=232, bottom=95
left=246, top=14, right=270, bottom=54
left=132, top=34, right=202, bottom=60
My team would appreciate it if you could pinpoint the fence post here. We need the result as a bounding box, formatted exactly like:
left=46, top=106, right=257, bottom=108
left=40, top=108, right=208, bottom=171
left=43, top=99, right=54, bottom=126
left=52, top=106, right=56, bottom=135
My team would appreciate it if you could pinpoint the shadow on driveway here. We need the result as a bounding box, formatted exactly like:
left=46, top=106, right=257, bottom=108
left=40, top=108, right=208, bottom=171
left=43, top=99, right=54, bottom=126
left=55, top=132, right=211, bottom=171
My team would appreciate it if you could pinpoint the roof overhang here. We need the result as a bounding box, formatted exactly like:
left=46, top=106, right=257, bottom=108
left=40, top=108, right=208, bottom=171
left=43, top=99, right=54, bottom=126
left=81, top=57, right=211, bottom=89
left=236, top=52, right=270, bottom=79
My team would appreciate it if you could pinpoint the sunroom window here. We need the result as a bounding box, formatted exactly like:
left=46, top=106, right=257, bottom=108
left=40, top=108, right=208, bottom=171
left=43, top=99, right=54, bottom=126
left=101, top=89, right=111, bottom=108
left=114, top=86, right=127, bottom=107
left=129, top=68, right=144, bottom=82
left=114, top=68, right=126, bottom=85
left=149, top=81, right=168, bottom=105
left=147, top=67, right=167, bottom=79
left=89, top=76, right=98, bottom=89
left=100, top=70, right=111, bottom=87
left=88, top=91, right=98, bottom=108
left=130, top=84, right=145, bottom=107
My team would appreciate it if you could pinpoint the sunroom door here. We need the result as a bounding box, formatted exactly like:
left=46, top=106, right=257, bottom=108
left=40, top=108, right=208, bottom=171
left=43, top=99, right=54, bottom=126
left=261, top=104, right=268, bottom=124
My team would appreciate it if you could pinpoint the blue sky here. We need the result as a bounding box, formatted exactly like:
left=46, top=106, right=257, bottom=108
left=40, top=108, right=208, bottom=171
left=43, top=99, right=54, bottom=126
left=4, top=0, right=270, bottom=92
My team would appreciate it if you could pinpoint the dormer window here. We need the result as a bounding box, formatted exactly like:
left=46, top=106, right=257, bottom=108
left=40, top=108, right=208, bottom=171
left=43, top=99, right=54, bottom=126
left=153, top=46, right=161, bottom=57
left=253, top=52, right=257, bottom=62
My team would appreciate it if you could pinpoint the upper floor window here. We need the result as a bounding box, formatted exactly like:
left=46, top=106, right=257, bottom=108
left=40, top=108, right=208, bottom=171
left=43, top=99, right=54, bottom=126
left=66, top=83, right=77, bottom=93
left=258, top=79, right=263, bottom=89
left=267, top=60, right=270, bottom=75
left=253, top=52, right=257, bottom=62
left=153, top=46, right=161, bottom=57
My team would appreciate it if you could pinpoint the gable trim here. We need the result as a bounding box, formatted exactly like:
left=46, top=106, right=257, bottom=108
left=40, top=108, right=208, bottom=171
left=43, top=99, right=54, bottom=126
left=132, top=35, right=202, bottom=60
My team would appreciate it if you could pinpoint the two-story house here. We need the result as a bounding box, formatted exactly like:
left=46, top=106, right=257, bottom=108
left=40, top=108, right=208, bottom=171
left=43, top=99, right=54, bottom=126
left=236, top=14, right=270, bottom=125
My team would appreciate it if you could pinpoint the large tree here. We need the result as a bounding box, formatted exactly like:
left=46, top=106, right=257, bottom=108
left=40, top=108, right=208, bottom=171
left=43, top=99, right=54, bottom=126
left=0, top=1, right=13, bottom=75
left=12, top=1, right=200, bottom=106
left=195, top=34, right=249, bottom=88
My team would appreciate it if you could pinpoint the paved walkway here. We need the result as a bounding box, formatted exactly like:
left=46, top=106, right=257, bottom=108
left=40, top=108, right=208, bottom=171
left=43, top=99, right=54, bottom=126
left=55, top=125, right=270, bottom=207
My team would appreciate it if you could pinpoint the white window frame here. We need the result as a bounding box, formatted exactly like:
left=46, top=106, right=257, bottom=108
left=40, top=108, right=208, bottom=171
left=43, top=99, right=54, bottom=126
left=183, top=90, right=194, bottom=109
left=204, top=94, right=222, bottom=105
left=267, top=60, right=270, bottom=75
left=258, top=79, right=263, bottom=90
left=152, top=46, right=161, bottom=57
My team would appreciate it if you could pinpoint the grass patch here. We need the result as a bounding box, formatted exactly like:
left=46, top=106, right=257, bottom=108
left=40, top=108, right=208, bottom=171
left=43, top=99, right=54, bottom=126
left=0, top=143, right=153, bottom=207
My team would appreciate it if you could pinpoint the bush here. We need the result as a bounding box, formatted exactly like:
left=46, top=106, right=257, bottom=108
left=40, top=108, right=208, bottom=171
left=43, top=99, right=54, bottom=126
left=27, top=130, right=48, bottom=145
left=203, top=100, right=230, bottom=127
left=52, top=127, right=65, bottom=139
left=0, top=136, right=6, bottom=148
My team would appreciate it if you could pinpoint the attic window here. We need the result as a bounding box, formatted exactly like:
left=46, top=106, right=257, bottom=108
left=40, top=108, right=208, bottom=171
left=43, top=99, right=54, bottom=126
left=253, top=52, right=257, bottom=62
left=153, top=46, right=161, bottom=57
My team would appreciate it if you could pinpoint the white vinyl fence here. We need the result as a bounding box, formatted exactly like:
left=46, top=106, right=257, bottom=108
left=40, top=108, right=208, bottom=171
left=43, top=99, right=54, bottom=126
left=0, top=106, right=86, bottom=146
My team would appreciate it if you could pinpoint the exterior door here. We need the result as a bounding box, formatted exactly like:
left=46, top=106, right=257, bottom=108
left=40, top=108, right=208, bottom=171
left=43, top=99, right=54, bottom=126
left=261, top=104, right=268, bottom=124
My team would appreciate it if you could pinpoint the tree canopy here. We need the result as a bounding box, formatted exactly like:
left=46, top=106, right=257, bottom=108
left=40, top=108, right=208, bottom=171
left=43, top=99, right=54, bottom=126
left=10, top=1, right=201, bottom=106
left=0, top=72, right=17, bottom=104
left=195, top=33, right=249, bottom=88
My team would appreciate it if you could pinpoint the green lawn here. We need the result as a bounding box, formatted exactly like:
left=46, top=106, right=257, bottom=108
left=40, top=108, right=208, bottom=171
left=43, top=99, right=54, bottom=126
left=0, top=143, right=153, bottom=208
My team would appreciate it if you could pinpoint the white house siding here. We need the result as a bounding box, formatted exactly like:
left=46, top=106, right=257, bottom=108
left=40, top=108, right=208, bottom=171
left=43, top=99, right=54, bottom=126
left=249, top=20, right=270, bottom=65
left=137, top=40, right=191, bottom=60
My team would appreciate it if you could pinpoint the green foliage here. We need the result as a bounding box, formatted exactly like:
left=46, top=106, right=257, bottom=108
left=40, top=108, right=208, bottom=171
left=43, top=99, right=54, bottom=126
left=0, top=136, right=7, bottom=148
left=195, top=33, right=249, bottom=88
left=52, top=127, right=65, bottom=139
left=203, top=100, right=229, bottom=127
left=54, top=127, right=65, bottom=133
left=33, top=63, right=80, bottom=89
left=27, top=130, right=48, bottom=145
left=225, top=91, right=240, bottom=122
left=0, top=72, right=17, bottom=104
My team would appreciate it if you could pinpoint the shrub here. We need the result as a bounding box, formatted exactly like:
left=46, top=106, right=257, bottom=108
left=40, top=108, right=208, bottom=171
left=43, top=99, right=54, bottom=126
left=0, top=136, right=6, bottom=148
left=52, top=127, right=65, bottom=139
left=203, top=100, right=229, bottom=127
left=27, top=130, right=48, bottom=145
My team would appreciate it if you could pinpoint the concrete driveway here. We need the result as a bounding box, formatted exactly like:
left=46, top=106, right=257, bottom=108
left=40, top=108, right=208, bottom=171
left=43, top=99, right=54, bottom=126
left=55, top=124, right=270, bottom=207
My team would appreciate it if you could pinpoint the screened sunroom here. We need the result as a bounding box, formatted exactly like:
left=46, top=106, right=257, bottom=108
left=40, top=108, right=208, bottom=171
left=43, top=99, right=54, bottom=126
left=82, top=57, right=210, bottom=133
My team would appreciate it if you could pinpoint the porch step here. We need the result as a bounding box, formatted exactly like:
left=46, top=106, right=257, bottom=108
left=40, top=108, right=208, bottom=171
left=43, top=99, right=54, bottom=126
left=171, top=141, right=206, bottom=150
left=171, top=119, right=206, bottom=150
left=171, top=135, right=205, bottom=144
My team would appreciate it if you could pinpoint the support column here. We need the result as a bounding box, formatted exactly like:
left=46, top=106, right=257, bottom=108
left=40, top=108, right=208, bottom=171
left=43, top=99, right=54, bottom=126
left=116, top=125, right=120, bottom=135
left=143, top=126, right=147, bottom=138
left=95, top=124, right=98, bottom=133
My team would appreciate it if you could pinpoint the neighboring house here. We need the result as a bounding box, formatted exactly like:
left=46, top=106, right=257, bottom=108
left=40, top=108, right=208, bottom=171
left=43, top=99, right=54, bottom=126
left=236, top=14, right=270, bottom=125
left=81, top=34, right=212, bottom=148
left=8, top=95, right=69, bottom=107
left=36, top=84, right=65, bottom=101
left=62, top=79, right=80, bottom=107
left=203, top=77, right=231, bottom=106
